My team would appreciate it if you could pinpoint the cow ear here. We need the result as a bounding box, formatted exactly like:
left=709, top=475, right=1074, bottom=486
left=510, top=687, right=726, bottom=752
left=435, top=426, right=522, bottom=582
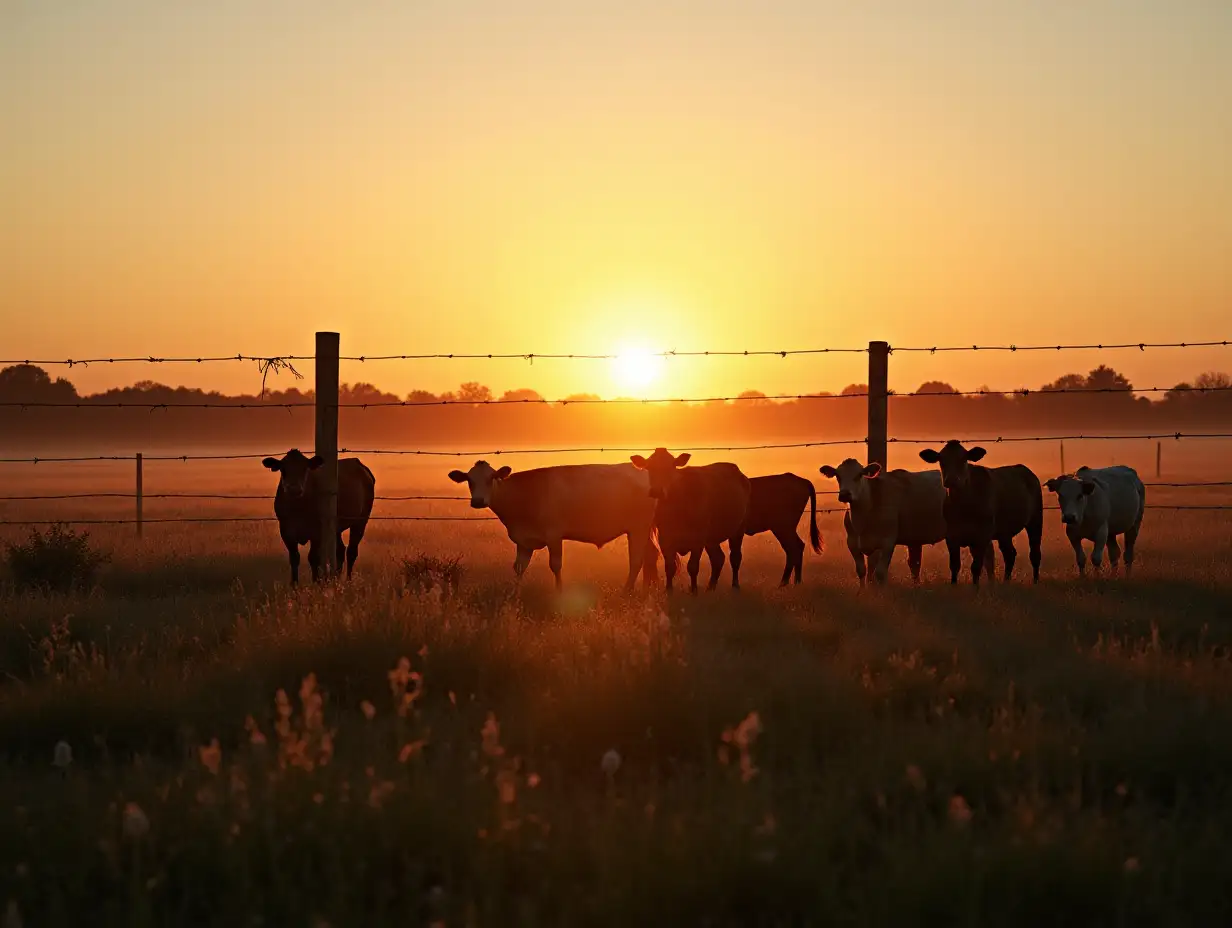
left=1044, top=477, right=1058, bottom=492
left=262, top=457, right=281, bottom=471
left=819, top=465, right=837, bottom=478
left=495, top=466, right=513, bottom=480
left=447, top=470, right=468, bottom=483
left=674, top=452, right=691, bottom=468
left=630, top=455, right=648, bottom=469
left=863, top=462, right=882, bottom=478
left=966, top=446, right=987, bottom=462
left=919, top=449, right=941, bottom=464
left=1081, top=481, right=1096, bottom=496
left=307, top=456, right=325, bottom=469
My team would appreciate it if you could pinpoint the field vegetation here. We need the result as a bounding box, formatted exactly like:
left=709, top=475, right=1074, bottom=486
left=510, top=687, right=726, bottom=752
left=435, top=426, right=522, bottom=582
left=2, top=463, right=1232, bottom=925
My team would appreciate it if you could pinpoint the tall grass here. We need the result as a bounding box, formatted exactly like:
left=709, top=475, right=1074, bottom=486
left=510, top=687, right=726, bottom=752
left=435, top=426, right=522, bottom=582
left=2, top=513, right=1232, bottom=925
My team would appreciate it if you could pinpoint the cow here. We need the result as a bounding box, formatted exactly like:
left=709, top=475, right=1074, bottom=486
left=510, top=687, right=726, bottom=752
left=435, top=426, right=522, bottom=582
left=744, top=474, right=823, bottom=585
left=818, top=458, right=945, bottom=585
left=918, top=441, right=1043, bottom=587
left=262, top=449, right=376, bottom=584
left=447, top=461, right=659, bottom=591
left=630, top=448, right=751, bottom=594
left=1044, top=465, right=1145, bottom=576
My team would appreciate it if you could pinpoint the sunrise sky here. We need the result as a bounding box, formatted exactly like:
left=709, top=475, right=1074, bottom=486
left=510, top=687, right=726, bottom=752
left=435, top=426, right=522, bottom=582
left=3, top=2, right=1230, bottom=402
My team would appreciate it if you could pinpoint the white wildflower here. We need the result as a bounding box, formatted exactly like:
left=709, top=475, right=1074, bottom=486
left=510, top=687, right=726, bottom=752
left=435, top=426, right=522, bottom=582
left=121, top=802, right=150, bottom=839
left=601, top=749, right=622, bottom=778
left=52, top=741, right=72, bottom=769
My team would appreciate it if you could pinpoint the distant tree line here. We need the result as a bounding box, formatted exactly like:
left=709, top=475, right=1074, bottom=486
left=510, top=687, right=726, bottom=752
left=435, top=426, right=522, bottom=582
left=1, top=363, right=1230, bottom=452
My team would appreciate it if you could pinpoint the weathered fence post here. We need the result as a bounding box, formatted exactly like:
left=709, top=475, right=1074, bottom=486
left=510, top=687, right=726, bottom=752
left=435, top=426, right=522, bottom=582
left=135, top=452, right=143, bottom=538
left=867, top=340, right=889, bottom=470
left=1060, top=440, right=1065, bottom=475
left=315, top=332, right=340, bottom=578
left=1156, top=441, right=1162, bottom=478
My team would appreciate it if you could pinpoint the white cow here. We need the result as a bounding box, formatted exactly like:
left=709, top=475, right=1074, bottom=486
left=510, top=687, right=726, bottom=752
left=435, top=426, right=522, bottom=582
left=819, top=459, right=947, bottom=585
left=1044, top=465, right=1145, bottom=576
left=448, top=461, right=659, bottom=590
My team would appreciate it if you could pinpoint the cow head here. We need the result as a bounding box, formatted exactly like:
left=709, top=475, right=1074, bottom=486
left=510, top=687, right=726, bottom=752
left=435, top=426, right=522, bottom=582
left=448, top=460, right=512, bottom=509
left=919, top=440, right=986, bottom=491
left=630, top=447, right=691, bottom=500
left=262, top=449, right=324, bottom=499
left=819, top=458, right=881, bottom=504
left=1044, top=475, right=1096, bottom=525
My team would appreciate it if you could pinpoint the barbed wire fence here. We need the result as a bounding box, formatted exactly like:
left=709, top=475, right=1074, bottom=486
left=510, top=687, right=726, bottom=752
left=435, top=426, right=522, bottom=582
left=3, top=335, right=1232, bottom=571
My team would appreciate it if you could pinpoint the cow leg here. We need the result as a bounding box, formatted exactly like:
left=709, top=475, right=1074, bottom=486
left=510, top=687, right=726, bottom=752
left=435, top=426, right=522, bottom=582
left=345, top=524, right=366, bottom=579
left=970, top=542, right=988, bottom=588
left=641, top=540, right=660, bottom=589
left=998, top=537, right=1017, bottom=583
left=1068, top=527, right=1087, bottom=576
left=513, top=544, right=534, bottom=581
left=547, top=539, right=563, bottom=591
left=1027, top=506, right=1043, bottom=584
left=1124, top=519, right=1141, bottom=577
left=663, top=550, right=678, bottom=593
left=729, top=534, right=744, bottom=590
left=907, top=545, right=923, bottom=584
left=982, top=541, right=997, bottom=584
left=625, top=533, right=646, bottom=592
left=946, top=539, right=961, bottom=585
left=1106, top=535, right=1122, bottom=576
left=686, top=549, right=703, bottom=595
left=872, top=545, right=894, bottom=585
left=773, top=527, right=805, bottom=586
left=284, top=539, right=301, bottom=586
left=704, top=543, right=725, bottom=591
left=307, top=540, right=322, bottom=583
left=1090, top=524, right=1109, bottom=572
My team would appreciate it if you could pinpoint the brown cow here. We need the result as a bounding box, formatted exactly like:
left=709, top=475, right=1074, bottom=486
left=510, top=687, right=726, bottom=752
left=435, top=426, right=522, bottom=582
left=819, top=458, right=945, bottom=585
left=631, top=448, right=751, bottom=594
left=262, top=449, right=376, bottom=584
left=744, top=474, right=823, bottom=585
left=918, top=441, right=1043, bottom=586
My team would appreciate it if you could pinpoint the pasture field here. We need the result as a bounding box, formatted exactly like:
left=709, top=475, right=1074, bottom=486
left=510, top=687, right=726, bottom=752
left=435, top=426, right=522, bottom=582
left=3, top=458, right=1232, bottom=926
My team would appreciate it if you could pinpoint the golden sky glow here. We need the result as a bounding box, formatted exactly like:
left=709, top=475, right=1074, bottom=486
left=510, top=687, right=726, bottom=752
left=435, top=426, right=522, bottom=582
left=3, top=2, right=1231, bottom=401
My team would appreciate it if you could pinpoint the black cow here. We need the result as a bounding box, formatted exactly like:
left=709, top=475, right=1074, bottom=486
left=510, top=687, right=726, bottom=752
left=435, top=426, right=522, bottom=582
left=631, top=448, right=751, bottom=594
left=744, top=474, right=823, bottom=585
left=262, top=449, right=376, bottom=584
left=918, top=441, right=1043, bottom=587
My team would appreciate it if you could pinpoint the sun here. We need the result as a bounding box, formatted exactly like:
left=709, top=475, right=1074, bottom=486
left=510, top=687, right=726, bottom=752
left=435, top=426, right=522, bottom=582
left=610, top=345, right=665, bottom=395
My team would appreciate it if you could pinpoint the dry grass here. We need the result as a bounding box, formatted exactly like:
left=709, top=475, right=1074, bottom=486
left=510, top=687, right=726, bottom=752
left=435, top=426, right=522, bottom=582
left=2, top=480, right=1232, bottom=925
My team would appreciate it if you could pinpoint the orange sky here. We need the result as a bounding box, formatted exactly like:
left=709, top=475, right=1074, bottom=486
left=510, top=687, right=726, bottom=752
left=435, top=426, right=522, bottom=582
left=3, top=2, right=1230, bottom=402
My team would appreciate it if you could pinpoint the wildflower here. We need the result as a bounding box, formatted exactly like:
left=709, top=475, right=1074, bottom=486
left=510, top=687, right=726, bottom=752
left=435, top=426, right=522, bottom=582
left=527, top=773, right=541, bottom=789
left=601, top=749, right=622, bottom=778
left=1124, top=857, right=1140, bottom=873
left=360, top=701, right=377, bottom=721
left=481, top=713, right=505, bottom=759
left=948, top=794, right=973, bottom=827
left=245, top=716, right=267, bottom=747
left=398, top=740, right=427, bottom=763
left=121, top=802, right=150, bottom=840
left=720, top=711, right=762, bottom=783
left=199, top=738, right=222, bottom=775
left=905, top=764, right=926, bottom=791
left=1115, top=782, right=1128, bottom=798
left=52, top=741, right=72, bottom=769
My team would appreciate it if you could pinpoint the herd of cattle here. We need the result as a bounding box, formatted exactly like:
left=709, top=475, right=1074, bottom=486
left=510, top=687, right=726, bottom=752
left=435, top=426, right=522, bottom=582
left=261, top=441, right=1147, bottom=591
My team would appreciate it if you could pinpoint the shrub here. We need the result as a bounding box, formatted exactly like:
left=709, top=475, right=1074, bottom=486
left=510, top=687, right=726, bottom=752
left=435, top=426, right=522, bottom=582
left=401, top=552, right=463, bottom=597
left=5, top=523, right=110, bottom=593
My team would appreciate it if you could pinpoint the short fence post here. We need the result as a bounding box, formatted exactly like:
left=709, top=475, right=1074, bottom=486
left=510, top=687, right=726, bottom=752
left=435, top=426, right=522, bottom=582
left=867, top=340, right=889, bottom=470
left=315, top=331, right=341, bottom=578
left=135, top=452, right=143, bottom=538
left=1156, top=440, right=1162, bottom=478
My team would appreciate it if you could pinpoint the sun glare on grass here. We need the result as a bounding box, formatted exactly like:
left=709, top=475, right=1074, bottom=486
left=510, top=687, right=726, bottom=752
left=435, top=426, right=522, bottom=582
left=611, top=346, right=665, bottom=396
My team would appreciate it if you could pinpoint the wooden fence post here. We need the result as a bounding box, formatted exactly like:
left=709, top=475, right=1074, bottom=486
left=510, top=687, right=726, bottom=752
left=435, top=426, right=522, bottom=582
left=135, top=452, right=143, bottom=538
left=1060, top=440, right=1065, bottom=475
left=867, top=340, right=889, bottom=470
left=1156, top=440, right=1162, bottom=478
left=315, top=332, right=340, bottom=578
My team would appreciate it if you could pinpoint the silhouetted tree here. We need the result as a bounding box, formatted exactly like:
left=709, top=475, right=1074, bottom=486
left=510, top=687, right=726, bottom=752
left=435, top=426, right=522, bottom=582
left=914, top=381, right=958, bottom=395
left=0, top=365, right=79, bottom=403
left=456, top=382, right=493, bottom=404
left=500, top=388, right=544, bottom=403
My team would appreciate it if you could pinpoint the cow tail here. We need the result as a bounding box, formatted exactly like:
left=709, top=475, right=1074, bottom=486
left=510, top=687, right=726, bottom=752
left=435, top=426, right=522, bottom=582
left=808, top=483, right=823, bottom=553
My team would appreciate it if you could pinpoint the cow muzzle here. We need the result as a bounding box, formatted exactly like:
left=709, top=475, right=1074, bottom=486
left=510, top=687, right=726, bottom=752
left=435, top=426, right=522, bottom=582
left=1062, top=513, right=1077, bottom=525
left=837, top=490, right=852, bottom=504
left=470, top=499, right=488, bottom=510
